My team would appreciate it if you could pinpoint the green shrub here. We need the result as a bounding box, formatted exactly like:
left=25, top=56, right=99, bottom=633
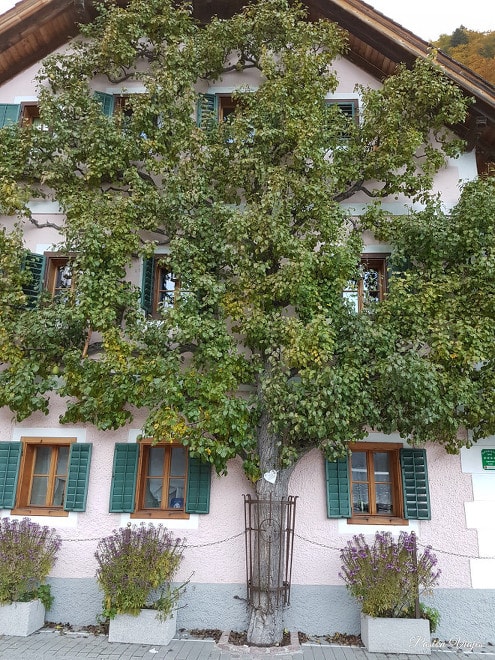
left=95, top=523, right=186, bottom=621
left=339, top=531, right=441, bottom=618
left=0, top=517, right=61, bottom=608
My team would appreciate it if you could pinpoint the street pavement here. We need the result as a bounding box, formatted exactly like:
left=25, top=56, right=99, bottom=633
left=0, top=628, right=494, bottom=660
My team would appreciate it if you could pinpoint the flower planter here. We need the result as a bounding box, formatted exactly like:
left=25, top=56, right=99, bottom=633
left=0, top=599, right=45, bottom=637
left=360, top=613, right=431, bottom=655
left=109, top=608, right=176, bottom=645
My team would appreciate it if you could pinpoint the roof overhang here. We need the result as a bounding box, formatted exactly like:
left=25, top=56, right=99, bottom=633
left=1, top=0, right=495, bottom=159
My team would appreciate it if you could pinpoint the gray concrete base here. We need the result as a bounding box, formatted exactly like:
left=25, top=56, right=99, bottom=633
left=0, top=599, right=45, bottom=636
left=44, top=579, right=495, bottom=646
left=360, top=613, right=431, bottom=654
left=109, top=609, right=176, bottom=645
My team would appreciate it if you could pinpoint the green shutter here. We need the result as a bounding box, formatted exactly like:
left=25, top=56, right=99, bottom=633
left=325, top=456, right=351, bottom=518
left=337, top=101, right=356, bottom=120
left=401, top=448, right=431, bottom=520
left=94, top=92, right=115, bottom=117
left=109, top=443, right=139, bottom=513
left=141, top=257, right=155, bottom=315
left=64, top=443, right=92, bottom=512
left=0, top=104, right=20, bottom=127
left=197, top=93, right=218, bottom=130
left=21, top=252, right=45, bottom=308
left=185, top=456, right=211, bottom=513
left=0, top=442, right=22, bottom=509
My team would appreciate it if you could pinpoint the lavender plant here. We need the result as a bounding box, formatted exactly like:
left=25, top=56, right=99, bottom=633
left=339, top=531, right=441, bottom=619
left=95, top=523, right=186, bottom=621
left=0, top=517, right=61, bottom=609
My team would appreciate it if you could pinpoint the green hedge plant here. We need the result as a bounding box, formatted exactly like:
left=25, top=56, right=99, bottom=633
left=0, top=517, right=61, bottom=610
left=95, top=523, right=186, bottom=621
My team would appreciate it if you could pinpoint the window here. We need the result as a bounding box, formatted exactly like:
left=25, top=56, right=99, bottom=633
left=325, top=446, right=431, bottom=524
left=20, top=103, right=47, bottom=130
left=343, top=255, right=387, bottom=312
left=324, top=100, right=358, bottom=141
left=197, top=93, right=238, bottom=129
left=45, top=254, right=74, bottom=299
left=141, top=256, right=181, bottom=318
left=349, top=443, right=403, bottom=522
left=21, top=252, right=74, bottom=306
left=109, top=443, right=211, bottom=517
left=0, top=439, right=92, bottom=515
left=134, top=442, right=187, bottom=518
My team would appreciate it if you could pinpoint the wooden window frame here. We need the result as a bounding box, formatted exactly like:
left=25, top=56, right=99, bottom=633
left=44, top=253, right=74, bottom=298
left=348, top=442, right=407, bottom=525
left=131, top=440, right=190, bottom=520
left=20, top=102, right=40, bottom=127
left=218, top=95, right=237, bottom=122
left=12, top=437, right=76, bottom=517
left=344, top=254, right=388, bottom=312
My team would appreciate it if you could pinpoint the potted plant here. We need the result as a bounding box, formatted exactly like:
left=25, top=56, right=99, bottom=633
left=0, top=517, right=61, bottom=636
left=95, top=523, right=186, bottom=645
left=340, top=531, right=441, bottom=655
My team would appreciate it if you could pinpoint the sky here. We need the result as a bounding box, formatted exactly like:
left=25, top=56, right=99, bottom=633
left=0, top=0, right=494, bottom=42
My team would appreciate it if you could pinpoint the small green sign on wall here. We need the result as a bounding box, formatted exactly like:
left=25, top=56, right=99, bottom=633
left=481, top=449, right=495, bottom=471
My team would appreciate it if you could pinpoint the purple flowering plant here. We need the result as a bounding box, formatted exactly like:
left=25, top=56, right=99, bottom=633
left=339, top=531, right=441, bottom=619
left=0, top=517, right=61, bottom=610
left=95, top=523, right=186, bottom=621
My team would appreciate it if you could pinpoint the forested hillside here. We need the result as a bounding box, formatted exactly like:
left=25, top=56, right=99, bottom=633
left=434, top=27, right=495, bottom=84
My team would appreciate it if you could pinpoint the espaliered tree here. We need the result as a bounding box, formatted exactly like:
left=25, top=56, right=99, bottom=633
left=1, top=0, right=494, bottom=645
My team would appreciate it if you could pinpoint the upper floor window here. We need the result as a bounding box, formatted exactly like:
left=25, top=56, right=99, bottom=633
left=197, top=93, right=238, bottom=129
left=45, top=253, right=74, bottom=299
left=324, top=100, right=358, bottom=140
left=141, top=257, right=181, bottom=318
left=343, top=255, right=387, bottom=312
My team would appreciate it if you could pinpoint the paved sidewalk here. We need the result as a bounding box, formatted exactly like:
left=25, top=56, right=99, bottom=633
left=0, top=629, right=494, bottom=660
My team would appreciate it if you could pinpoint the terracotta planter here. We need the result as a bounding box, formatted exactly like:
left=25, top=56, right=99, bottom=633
left=360, top=612, right=431, bottom=655
left=109, top=608, right=176, bottom=645
left=0, top=599, right=45, bottom=637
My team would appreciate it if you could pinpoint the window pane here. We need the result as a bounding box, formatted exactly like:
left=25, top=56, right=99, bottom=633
left=351, top=452, right=367, bottom=480
left=375, top=483, right=393, bottom=514
left=343, top=280, right=359, bottom=312
left=170, top=446, right=186, bottom=476
left=148, top=447, right=165, bottom=476
left=144, top=479, right=163, bottom=508
left=30, top=477, right=48, bottom=505
left=157, top=269, right=177, bottom=307
left=56, top=446, right=70, bottom=475
left=373, top=452, right=391, bottom=480
left=34, top=446, right=51, bottom=475
left=352, top=483, right=369, bottom=512
left=53, top=478, right=66, bottom=506
left=169, top=478, right=185, bottom=509
left=55, top=264, right=72, bottom=291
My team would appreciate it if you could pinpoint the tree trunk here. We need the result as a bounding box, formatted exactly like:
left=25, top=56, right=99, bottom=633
left=246, top=409, right=296, bottom=646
